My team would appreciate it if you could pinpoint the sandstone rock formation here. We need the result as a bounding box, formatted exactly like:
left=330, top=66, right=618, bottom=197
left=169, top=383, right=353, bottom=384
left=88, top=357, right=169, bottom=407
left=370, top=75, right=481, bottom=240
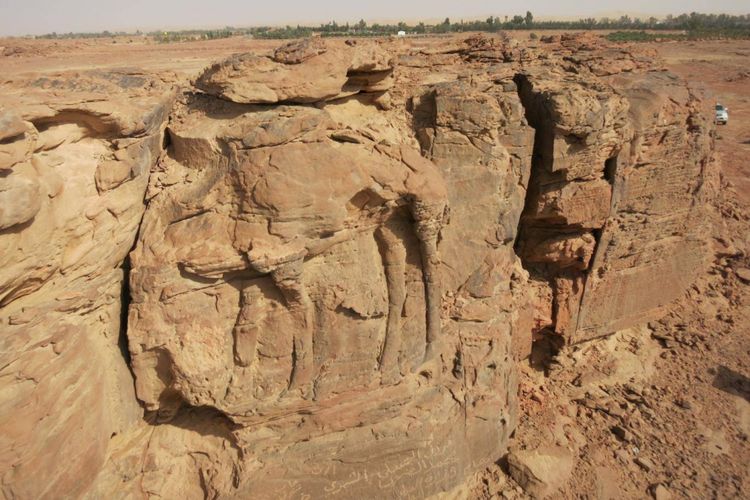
left=195, top=38, right=395, bottom=104
left=513, top=62, right=712, bottom=344
left=0, top=34, right=716, bottom=499
left=0, top=71, right=175, bottom=498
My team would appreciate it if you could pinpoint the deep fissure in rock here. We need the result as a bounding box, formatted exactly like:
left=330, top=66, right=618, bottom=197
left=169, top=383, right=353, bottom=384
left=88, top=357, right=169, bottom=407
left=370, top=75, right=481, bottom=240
left=604, top=155, right=618, bottom=185
left=512, top=73, right=619, bottom=348
left=117, top=255, right=133, bottom=367
left=513, top=73, right=564, bottom=355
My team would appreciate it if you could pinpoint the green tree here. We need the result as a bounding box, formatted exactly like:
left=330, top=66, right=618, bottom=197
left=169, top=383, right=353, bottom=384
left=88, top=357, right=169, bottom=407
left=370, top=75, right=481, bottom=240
left=525, top=11, right=534, bottom=26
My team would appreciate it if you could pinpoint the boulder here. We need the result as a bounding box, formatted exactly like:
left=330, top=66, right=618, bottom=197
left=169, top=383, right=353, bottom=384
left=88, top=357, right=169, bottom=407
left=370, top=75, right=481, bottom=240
left=0, top=169, right=41, bottom=229
left=0, top=109, right=35, bottom=170
left=195, top=38, right=394, bottom=104
left=507, top=445, right=575, bottom=498
left=735, top=267, right=750, bottom=283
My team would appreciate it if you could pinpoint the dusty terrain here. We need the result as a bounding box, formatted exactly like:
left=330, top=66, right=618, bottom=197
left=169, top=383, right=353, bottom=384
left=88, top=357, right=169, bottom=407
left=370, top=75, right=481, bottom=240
left=1, top=33, right=748, bottom=499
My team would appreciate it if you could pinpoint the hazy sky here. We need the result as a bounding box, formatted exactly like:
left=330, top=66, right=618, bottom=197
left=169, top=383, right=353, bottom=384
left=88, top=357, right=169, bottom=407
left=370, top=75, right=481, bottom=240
left=0, top=0, right=747, bottom=36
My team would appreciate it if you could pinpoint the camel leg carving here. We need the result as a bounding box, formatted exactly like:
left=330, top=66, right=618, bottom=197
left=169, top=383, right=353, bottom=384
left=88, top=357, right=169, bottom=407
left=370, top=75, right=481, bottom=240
left=270, top=259, right=314, bottom=394
left=233, top=285, right=264, bottom=368
left=375, top=218, right=408, bottom=384
left=411, top=200, right=445, bottom=364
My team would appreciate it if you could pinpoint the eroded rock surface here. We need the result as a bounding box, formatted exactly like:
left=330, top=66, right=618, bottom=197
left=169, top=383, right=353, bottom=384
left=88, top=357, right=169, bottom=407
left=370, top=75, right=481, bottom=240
left=0, top=34, right=716, bottom=499
left=195, top=38, right=395, bottom=104
left=0, top=71, right=175, bottom=498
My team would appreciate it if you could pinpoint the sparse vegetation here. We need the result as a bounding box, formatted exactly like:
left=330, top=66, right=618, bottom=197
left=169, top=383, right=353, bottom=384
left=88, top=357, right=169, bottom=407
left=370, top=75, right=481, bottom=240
left=29, top=12, right=750, bottom=42
left=606, top=28, right=750, bottom=43
left=154, top=29, right=234, bottom=43
left=35, top=30, right=137, bottom=39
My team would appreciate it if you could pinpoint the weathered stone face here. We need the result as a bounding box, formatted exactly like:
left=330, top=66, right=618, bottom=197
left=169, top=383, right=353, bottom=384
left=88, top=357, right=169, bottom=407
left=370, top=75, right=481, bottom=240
left=574, top=71, right=714, bottom=340
left=0, top=35, right=717, bottom=499
left=127, top=62, right=525, bottom=495
left=0, top=72, right=176, bottom=499
left=195, top=38, right=395, bottom=104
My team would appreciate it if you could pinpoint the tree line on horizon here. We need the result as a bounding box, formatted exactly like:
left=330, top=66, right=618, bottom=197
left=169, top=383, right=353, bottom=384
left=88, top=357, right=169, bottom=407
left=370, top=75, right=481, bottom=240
left=31, top=11, right=750, bottom=42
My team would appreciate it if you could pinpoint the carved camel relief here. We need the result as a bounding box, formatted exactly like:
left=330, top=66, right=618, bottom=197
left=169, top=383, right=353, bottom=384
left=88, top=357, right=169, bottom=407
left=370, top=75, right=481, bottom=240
left=171, top=137, right=449, bottom=398
left=235, top=145, right=448, bottom=394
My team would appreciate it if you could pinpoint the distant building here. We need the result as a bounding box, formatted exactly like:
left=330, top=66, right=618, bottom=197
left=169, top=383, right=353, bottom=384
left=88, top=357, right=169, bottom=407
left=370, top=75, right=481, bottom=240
left=397, top=30, right=406, bottom=37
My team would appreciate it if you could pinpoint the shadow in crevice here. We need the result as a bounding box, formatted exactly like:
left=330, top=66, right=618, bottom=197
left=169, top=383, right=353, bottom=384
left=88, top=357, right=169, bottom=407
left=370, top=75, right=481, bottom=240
left=713, top=365, right=750, bottom=402
left=118, top=256, right=133, bottom=366
left=407, top=87, right=438, bottom=156
left=512, top=73, right=555, bottom=251
left=162, top=405, right=242, bottom=439
left=604, top=155, right=618, bottom=185
left=529, top=328, right=565, bottom=375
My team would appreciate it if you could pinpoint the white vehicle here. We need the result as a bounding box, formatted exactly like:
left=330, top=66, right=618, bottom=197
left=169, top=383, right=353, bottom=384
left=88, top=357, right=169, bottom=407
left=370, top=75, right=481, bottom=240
left=715, top=103, right=729, bottom=125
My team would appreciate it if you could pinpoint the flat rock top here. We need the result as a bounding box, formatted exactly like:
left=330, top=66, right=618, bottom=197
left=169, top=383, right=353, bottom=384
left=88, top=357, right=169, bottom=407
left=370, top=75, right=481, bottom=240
left=0, top=69, right=177, bottom=136
left=735, top=267, right=750, bottom=283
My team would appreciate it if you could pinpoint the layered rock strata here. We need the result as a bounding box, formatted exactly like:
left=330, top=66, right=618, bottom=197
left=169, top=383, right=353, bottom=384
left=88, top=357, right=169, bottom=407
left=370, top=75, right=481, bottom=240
left=0, top=72, right=175, bottom=498
left=0, top=35, right=715, bottom=498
